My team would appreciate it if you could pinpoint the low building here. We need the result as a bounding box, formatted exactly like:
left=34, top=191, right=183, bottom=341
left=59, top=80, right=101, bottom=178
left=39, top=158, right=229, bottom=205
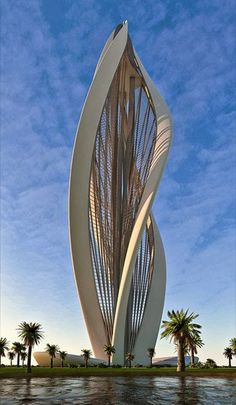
left=34, top=352, right=199, bottom=367
left=153, top=356, right=199, bottom=366
left=33, top=352, right=105, bottom=367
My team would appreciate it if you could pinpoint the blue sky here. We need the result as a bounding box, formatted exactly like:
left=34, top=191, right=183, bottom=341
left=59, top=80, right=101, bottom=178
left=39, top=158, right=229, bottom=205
left=1, top=0, right=235, bottom=365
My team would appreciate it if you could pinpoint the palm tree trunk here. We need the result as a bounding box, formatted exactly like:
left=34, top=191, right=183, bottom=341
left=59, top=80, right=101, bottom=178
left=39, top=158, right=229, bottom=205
left=17, top=353, right=20, bottom=367
left=150, top=357, right=152, bottom=368
left=27, top=345, right=32, bottom=373
left=190, top=348, right=195, bottom=366
left=129, top=360, right=131, bottom=368
left=108, top=355, right=110, bottom=367
left=177, top=342, right=185, bottom=372
left=0, top=355, right=1, bottom=367
left=85, top=359, right=88, bottom=368
left=51, top=357, right=53, bottom=368
left=229, top=358, right=231, bottom=368
left=10, top=360, right=13, bottom=366
left=61, top=360, right=63, bottom=368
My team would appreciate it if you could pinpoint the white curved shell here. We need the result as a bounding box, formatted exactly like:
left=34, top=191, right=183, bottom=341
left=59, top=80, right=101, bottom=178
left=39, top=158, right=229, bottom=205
left=33, top=352, right=105, bottom=367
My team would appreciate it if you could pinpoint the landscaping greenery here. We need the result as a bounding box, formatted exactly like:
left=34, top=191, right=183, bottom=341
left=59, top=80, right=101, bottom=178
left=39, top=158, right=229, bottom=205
left=21, top=351, right=27, bottom=367
left=7, top=351, right=15, bottom=366
left=147, top=348, right=155, bottom=368
left=0, top=316, right=235, bottom=376
left=45, top=344, right=59, bottom=368
left=59, top=351, right=67, bottom=368
left=187, top=332, right=204, bottom=366
left=125, top=352, right=135, bottom=368
left=0, top=337, right=9, bottom=367
left=223, top=347, right=233, bottom=368
left=103, top=344, right=115, bottom=367
left=205, top=358, right=217, bottom=368
left=12, top=342, right=26, bottom=367
left=81, top=349, right=92, bottom=368
left=161, top=309, right=202, bottom=372
left=229, top=338, right=236, bottom=355
left=17, top=322, right=44, bottom=373
left=0, top=366, right=235, bottom=379
left=222, top=337, right=236, bottom=368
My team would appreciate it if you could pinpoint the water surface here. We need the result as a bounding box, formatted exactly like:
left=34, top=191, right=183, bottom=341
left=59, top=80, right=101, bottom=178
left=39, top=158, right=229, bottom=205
left=0, top=376, right=235, bottom=404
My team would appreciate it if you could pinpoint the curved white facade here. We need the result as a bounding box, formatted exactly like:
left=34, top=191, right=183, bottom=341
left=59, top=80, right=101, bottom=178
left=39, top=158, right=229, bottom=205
left=33, top=352, right=104, bottom=367
left=69, top=21, right=172, bottom=365
left=153, top=356, right=199, bottom=366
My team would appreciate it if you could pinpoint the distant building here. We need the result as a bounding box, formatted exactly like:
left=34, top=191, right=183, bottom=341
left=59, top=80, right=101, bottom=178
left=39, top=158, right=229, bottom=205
left=153, top=356, right=199, bottom=366
left=69, top=21, right=172, bottom=366
left=33, top=352, right=104, bottom=367
left=33, top=353, right=198, bottom=368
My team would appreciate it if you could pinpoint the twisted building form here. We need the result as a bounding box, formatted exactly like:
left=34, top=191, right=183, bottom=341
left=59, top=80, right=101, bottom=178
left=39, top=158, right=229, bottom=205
left=69, top=21, right=172, bottom=365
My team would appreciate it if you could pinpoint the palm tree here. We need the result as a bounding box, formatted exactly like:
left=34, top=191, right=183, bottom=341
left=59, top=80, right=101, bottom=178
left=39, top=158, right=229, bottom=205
left=147, top=348, right=155, bottom=368
left=104, top=344, right=115, bottom=367
left=174, top=341, right=189, bottom=356
left=125, top=352, right=135, bottom=368
left=81, top=349, right=92, bottom=368
left=0, top=337, right=9, bottom=367
left=12, top=342, right=26, bottom=367
left=223, top=347, right=233, bottom=368
left=161, top=309, right=201, bottom=372
left=45, top=344, right=59, bottom=368
left=8, top=351, right=15, bottom=366
left=229, top=338, right=236, bottom=355
left=21, top=351, right=27, bottom=367
left=58, top=351, right=67, bottom=368
left=17, top=321, right=44, bottom=373
left=187, top=333, right=204, bottom=366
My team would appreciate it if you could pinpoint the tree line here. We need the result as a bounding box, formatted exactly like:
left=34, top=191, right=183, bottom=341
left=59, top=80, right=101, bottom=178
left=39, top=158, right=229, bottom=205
left=0, top=311, right=235, bottom=373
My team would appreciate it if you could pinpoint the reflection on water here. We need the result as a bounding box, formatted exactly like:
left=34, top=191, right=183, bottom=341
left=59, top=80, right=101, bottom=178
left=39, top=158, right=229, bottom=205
left=0, top=376, right=236, bottom=404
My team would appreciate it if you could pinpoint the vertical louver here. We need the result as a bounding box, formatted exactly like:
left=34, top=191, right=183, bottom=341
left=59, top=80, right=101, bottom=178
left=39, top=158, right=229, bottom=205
left=69, top=21, right=172, bottom=364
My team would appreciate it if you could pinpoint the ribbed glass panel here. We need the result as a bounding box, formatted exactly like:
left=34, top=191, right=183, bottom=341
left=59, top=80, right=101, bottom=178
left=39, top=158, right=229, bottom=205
left=88, top=41, right=157, bottom=346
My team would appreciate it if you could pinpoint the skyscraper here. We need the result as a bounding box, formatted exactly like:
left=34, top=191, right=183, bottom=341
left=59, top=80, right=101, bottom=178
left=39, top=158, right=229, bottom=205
left=69, top=21, right=172, bottom=365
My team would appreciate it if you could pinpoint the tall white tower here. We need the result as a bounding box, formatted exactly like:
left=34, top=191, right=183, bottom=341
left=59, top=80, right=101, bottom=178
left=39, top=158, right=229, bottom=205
left=69, top=21, right=172, bottom=365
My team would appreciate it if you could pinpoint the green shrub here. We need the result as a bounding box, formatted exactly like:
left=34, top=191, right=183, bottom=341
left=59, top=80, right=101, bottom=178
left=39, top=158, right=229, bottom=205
left=195, top=361, right=204, bottom=368
left=205, top=359, right=217, bottom=368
